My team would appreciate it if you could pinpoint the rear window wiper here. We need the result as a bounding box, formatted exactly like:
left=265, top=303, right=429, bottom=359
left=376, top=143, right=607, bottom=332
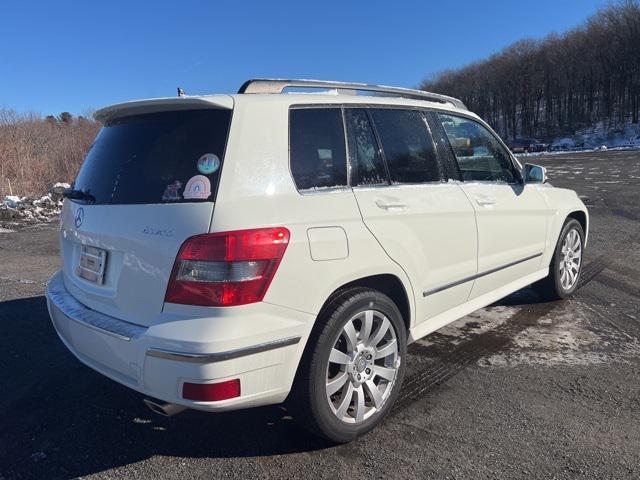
left=62, top=188, right=96, bottom=203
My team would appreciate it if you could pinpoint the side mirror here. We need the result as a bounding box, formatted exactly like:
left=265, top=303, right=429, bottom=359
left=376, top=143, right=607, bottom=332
left=524, top=163, right=547, bottom=184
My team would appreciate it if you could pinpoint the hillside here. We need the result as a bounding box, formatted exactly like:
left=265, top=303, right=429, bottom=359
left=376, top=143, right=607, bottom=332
left=421, top=0, right=640, bottom=144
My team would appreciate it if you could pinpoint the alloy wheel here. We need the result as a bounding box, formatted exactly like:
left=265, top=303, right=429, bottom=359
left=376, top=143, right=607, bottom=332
left=325, top=309, right=400, bottom=424
left=559, top=228, right=582, bottom=290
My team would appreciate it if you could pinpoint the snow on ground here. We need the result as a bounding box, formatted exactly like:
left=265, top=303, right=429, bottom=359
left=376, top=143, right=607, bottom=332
left=517, top=144, right=640, bottom=158
left=515, top=122, right=640, bottom=158
left=482, top=305, right=640, bottom=368
left=412, top=300, right=640, bottom=368
left=553, top=121, right=640, bottom=149
left=549, top=122, right=640, bottom=151
left=0, top=183, right=69, bottom=228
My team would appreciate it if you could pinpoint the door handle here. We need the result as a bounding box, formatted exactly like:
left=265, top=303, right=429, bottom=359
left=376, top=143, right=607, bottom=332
left=375, top=199, right=408, bottom=211
left=475, top=196, right=496, bottom=206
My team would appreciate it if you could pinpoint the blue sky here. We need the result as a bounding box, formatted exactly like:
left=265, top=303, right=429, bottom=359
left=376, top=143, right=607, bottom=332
left=1, top=0, right=607, bottom=116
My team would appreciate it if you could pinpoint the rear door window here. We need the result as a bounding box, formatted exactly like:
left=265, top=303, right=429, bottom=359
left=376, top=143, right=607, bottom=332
left=424, top=111, right=462, bottom=181
left=73, top=109, right=231, bottom=204
left=289, top=108, right=348, bottom=191
left=369, top=109, right=441, bottom=184
left=344, top=109, right=388, bottom=186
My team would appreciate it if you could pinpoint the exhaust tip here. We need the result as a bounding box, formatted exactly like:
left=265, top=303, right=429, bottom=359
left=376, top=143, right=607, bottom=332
left=143, top=398, right=187, bottom=417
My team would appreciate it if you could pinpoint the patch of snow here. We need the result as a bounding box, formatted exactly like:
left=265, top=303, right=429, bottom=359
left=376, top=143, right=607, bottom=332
left=286, top=88, right=341, bottom=95
left=481, top=305, right=640, bottom=367
left=551, top=137, right=576, bottom=150
left=33, top=195, right=53, bottom=206
left=515, top=121, right=640, bottom=157
left=545, top=122, right=640, bottom=152
left=3, top=195, right=24, bottom=208
left=1, top=182, right=67, bottom=228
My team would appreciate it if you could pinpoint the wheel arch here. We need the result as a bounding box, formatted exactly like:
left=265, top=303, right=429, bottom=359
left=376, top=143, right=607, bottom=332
left=317, top=274, right=412, bottom=336
left=541, top=206, right=589, bottom=269
left=286, top=272, right=413, bottom=407
left=567, top=210, right=588, bottom=246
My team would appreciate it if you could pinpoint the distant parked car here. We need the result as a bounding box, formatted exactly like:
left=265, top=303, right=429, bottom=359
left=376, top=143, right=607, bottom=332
left=530, top=143, right=548, bottom=152
left=509, top=140, right=537, bottom=153
left=509, top=139, right=546, bottom=154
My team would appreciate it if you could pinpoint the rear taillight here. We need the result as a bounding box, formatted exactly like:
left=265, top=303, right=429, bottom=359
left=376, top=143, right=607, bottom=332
left=165, top=227, right=290, bottom=307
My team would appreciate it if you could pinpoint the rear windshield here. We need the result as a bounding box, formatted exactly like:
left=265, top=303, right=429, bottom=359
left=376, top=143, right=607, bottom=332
left=73, top=109, right=231, bottom=205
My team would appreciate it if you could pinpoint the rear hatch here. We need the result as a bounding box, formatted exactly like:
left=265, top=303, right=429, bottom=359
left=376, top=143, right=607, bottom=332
left=60, top=99, right=233, bottom=326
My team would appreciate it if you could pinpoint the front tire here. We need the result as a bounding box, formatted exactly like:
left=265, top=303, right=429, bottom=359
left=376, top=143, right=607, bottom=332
left=534, top=218, right=584, bottom=300
left=291, top=287, right=407, bottom=443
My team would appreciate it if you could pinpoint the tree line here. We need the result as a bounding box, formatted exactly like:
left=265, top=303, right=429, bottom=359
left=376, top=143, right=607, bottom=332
left=0, top=108, right=99, bottom=198
left=421, top=0, right=640, bottom=141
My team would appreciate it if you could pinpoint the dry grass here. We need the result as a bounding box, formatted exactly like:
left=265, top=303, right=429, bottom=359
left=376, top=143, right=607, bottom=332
left=0, top=108, right=100, bottom=198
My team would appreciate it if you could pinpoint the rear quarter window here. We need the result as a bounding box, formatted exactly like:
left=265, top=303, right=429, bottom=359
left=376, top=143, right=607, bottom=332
left=73, top=109, right=231, bottom=205
left=289, top=108, right=347, bottom=191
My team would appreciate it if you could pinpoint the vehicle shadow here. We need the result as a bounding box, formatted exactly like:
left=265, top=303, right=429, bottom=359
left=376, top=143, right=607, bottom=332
left=0, top=296, right=331, bottom=480
left=491, top=285, right=549, bottom=307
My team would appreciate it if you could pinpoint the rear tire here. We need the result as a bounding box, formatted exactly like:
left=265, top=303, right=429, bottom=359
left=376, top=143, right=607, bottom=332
left=534, top=218, right=584, bottom=300
left=290, top=287, right=407, bottom=443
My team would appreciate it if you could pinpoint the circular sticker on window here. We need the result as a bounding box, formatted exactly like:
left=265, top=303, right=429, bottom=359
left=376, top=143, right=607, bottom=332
left=197, top=153, right=220, bottom=175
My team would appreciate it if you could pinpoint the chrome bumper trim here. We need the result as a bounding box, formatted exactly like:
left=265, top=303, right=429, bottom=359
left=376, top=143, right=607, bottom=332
left=146, top=336, right=302, bottom=363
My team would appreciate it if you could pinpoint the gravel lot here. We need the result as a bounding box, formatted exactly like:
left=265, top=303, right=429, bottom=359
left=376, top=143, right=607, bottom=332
left=1, top=150, right=639, bottom=480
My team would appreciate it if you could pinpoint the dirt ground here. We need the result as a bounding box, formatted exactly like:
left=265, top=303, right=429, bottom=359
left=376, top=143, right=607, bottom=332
left=1, top=149, right=639, bottom=479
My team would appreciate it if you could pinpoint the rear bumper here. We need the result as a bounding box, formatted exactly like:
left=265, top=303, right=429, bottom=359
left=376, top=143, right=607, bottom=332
left=46, top=270, right=312, bottom=411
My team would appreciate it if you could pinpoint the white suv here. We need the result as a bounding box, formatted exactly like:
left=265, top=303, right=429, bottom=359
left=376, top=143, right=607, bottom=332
left=46, top=79, right=588, bottom=442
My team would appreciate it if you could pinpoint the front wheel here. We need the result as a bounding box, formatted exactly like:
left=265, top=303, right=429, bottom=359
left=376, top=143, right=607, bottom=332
left=291, top=288, right=407, bottom=443
left=534, top=218, right=584, bottom=300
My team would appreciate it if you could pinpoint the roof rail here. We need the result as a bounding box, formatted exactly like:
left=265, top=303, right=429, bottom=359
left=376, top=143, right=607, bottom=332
left=237, top=79, right=467, bottom=110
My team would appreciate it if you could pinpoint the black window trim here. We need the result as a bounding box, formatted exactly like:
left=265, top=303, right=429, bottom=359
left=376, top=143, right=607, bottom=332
left=420, top=110, right=457, bottom=182
left=423, top=110, right=463, bottom=182
left=362, top=108, right=392, bottom=186
left=341, top=107, right=391, bottom=190
left=287, top=103, right=522, bottom=194
left=339, top=105, right=448, bottom=189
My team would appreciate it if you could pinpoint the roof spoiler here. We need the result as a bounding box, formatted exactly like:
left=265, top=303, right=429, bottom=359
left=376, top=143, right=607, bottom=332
left=238, top=78, right=467, bottom=110
left=94, top=96, right=234, bottom=123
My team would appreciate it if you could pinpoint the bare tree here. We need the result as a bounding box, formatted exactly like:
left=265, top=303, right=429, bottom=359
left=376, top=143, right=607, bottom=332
left=422, top=0, right=640, bottom=140
left=0, top=108, right=100, bottom=197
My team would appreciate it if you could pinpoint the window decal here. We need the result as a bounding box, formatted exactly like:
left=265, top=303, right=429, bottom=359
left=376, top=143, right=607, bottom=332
left=183, top=175, right=211, bottom=199
left=162, top=180, right=183, bottom=202
left=197, top=153, right=220, bottom=175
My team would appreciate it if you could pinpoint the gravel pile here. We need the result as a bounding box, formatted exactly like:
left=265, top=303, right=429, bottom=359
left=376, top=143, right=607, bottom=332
left=1, top=183, right=69, bottom=228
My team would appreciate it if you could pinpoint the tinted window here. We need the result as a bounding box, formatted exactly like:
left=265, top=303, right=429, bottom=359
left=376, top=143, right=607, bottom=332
left=290, top=108, right=347, bottom=191
left=370, top=109, right=440, bottom=184
left=345, top=109, right=388, bottom=186
left=424, top=111, right=461, bottom=181
left=438, top=114, right=516, bottom=183
left=73, top=109, right=231, bottom=205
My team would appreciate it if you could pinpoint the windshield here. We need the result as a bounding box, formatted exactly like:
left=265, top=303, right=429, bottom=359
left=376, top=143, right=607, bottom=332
left=73, top=108, right=231, bottom=205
